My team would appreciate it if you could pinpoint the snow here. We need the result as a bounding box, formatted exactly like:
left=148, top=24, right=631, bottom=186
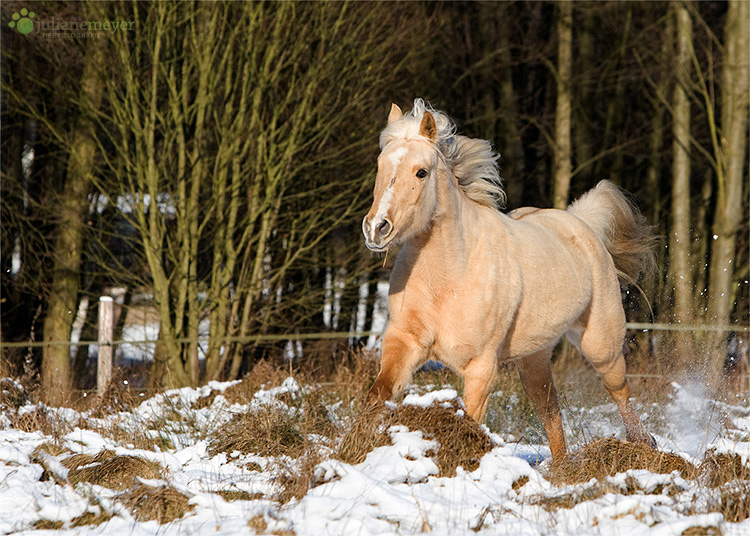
left=1, top=380, right=748, bottom=535
left=403, top=388, right=460, bottom=408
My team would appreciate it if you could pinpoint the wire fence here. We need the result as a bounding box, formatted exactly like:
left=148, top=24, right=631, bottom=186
left=2, top=319, right=748, bottom=395
left=1, top=323, right=748, bottom=350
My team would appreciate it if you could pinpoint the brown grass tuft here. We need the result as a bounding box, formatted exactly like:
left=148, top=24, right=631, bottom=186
left=208, top=408, right=306, bottom=458
left=337, top=399, right=495, bottom=476
left=275, top=451, right=326, bottom=504
left=533, top=482, right=613, bottom=511
left=707, top=481, right=750, bottom=523
left=248, top=515, right=268, bottom=532
left=337, top=403, right=393, bottom=465
left=65, top=451, right=163, bottom=490
left=396, top=401, right=495, bottom=475
left=0, top=377, right=27, bottom=410
left=60, top=449, right=117, bottom=470
left=681, top=526, right=722, bottom=536
left=217, top=490, right=263, bottom=501
left=70, top=510, right=113, bottom=527
left=699, top=451, right=750, bottom=488
left=120, top=483, right=194, bottom=523
left=553, top=437, right=697, bottom=484
left=221, top=360, right=292, bottom=405
left=33, top=519, right=63, bottom=530
left=85, top=379, right=144, bottom=417
left=8, top=406, right=73, bottom=438
left=34, top=442, right=69, bottom=458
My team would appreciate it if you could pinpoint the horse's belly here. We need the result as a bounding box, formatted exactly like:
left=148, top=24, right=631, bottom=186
left=503, top=327, right=567, bottom=359
left=503, top=290, right=588, bottom=358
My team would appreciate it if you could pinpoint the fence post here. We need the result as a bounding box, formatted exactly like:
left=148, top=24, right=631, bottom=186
left=97, top=296, right=114, bottom=396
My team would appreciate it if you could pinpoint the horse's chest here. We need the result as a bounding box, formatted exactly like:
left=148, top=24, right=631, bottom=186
left=427, top=284, right=504, bottom=365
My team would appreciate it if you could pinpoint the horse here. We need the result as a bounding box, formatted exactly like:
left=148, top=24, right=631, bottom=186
left=361, top=98, right=656, bottom=463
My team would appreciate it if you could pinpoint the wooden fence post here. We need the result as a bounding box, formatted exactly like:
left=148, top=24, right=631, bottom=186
left=97, top=296, right=114, bottom=396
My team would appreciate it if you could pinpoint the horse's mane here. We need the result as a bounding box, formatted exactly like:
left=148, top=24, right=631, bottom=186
left=379, top=98, right=506, bottom=210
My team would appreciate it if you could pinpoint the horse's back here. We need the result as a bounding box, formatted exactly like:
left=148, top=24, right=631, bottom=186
left=505, top=207, right=613, bottom=270
left=497, top=207, right=625, bottom=358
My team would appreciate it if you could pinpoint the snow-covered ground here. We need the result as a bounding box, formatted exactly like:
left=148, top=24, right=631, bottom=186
left=1, top=377, right=749, bottom=536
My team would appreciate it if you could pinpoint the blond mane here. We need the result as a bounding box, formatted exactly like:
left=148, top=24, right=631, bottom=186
left=379, top=98, right=506, bottom=210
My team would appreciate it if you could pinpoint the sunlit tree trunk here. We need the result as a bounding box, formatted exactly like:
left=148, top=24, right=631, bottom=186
left=41, top=39, right=105, bottom=404
left=706, top=0, right=749, bottom=380
left=552, top=0, right=573, bottom=209
left=668, top=2, right=693, bottom=333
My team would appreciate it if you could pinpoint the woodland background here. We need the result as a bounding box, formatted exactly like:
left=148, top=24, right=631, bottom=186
left=1, top=1, right=748, bottom=404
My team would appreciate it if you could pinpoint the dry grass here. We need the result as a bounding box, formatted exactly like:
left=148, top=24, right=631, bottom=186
left=700, top=451, right=750, bottom=487
left=85, top=379, right=146, bottom=417
left=31, top=505, right=114, bottom=529
left=62, top=451, right=164, bottom=490
left=207, top=369, right=347, bottom=504
left=275, top=451, right=327, bottom=504
left=338, top=398, right=496, bottom=476
left=120, top=483, right=194, bottom=523
left=708, top=481, right=750, bottom=523
left=209, top=407, right=307, bottom=459
left=0, top=377, right=27, bottom=410
left=217, top=490, right=263, bottom=501
left=218, top=360, right=294, bottom=406
left=69, top=510, right=114, bottom=528
left=553, top=437, right=698, bottom=484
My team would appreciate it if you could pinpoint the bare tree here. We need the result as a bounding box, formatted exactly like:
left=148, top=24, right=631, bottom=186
left=90, top=2, right=424, bottom=387
left=705, top=0, right=749, bottom=379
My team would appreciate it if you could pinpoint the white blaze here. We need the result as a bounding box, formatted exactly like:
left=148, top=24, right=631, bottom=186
left=388, top=146, right=408, bottom=169
left=376, top=147, right=408, bottom=222
left=367, top=145, right=408, bottom=243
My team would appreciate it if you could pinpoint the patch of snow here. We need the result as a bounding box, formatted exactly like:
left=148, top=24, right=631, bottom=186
left=402, top=388, right=460, bottom=408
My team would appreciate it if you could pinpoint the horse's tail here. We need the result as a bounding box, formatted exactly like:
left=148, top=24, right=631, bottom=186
left=567, top=180, right=657, bottom=286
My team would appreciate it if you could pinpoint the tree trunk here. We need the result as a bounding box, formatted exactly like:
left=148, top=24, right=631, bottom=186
left=668, top=2, right=693, bottom=334
left=552, top=0, right=573, bottom=209
left=497, top=7, right=523, bottom=209
left=574, top=8, right=595, bottom=185
left=41, top=40, right=105, bottom=405
left=706, top=0, right=749, bottom=381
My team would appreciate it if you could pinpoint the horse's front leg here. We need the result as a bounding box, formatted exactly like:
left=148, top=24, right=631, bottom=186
left=461, top=352, right=499, bottom=423
left=367, top=328, right=428, bottom=405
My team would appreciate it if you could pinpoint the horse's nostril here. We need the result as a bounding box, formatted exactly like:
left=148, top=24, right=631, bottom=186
left=376, top=219, right=392, bottom=239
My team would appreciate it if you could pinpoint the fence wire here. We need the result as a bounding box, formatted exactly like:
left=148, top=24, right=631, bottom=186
left=0, top=324, right=747, bottom=350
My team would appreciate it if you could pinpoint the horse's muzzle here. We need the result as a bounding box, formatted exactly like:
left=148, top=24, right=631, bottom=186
left=362, top=215, right=393, bottom=251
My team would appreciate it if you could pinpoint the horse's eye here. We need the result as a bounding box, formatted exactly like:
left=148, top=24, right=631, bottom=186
left=416, top=168, right=428, bottom=179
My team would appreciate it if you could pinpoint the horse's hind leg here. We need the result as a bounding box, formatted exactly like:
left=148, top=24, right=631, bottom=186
left=516, top=349, right=567, bottom=463
left=571, top=322, right=653, bottom=446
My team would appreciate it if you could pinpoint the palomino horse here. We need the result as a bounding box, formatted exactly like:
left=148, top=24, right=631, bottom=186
left=362, top=98, right=655, bottom=463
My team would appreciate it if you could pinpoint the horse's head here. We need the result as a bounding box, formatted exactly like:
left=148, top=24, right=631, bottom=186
left=362, top=103, right=441, bottom=252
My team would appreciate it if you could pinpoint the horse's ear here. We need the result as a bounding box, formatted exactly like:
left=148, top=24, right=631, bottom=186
left=387, top=103, right=403, bottom=124
left=419, top=110, right=438, bottom=142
